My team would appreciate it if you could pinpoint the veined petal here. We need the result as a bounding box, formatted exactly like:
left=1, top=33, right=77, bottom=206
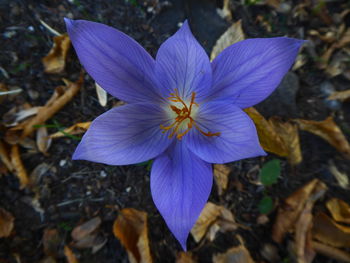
left=73, top=103, right=173, bottom=165
left=151, top=142, right=212, bottom=250
left=65, top=18, right=161, bottom=103
left=210, top=37, right=304, bottom=108
left=155, top=21, right=212, bottom=101
left=184, top=101, right=266, bottom=163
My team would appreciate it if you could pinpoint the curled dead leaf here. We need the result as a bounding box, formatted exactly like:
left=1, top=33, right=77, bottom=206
left=313, top=241, right=350, bottom=263
left=329, top=161, right=349, bottom=189
left=326, top=198, right=350, bottom=224
left=313, top=212, right=350, bottom=248
left=328, top=89, right=350, bottom=102
left=176, top=252, right=196, bottom=263
left=213, top=164, right=230, bottom=196
left=269, top=117, right=302, bottom=165
left=71, top=217, right=101, bottom=241
left=294, top=117, right=350, bottom=159
left=43, top=228, right=60, bottom=257
left=42, top=34, right=71, bottom=74
left=21, top=76, right=83, bottom=139
left=113, top=208, right=152, bottom=263
left=0, top=140, right=13, bottom=172
left=36, top=126, right=52, bottom=155
left=210, top=20, right=245, bottom=61
left=64, top=246, right=78, bottom=263
left=10, top=145, right=29, bottom=189
left=0, top=207, right=14, bottom=238
left=244, top=108, right=302, bottom=165
left=272, top=179, right=327, bottom=243
left=213, top=238, right=255, bottom=263
left=49, top=122, right=91, bottom=139
left=191, top=202, right=236, bottom=243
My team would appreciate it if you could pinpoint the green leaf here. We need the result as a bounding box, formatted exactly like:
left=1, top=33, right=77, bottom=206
left=260, top=159, right=281, bottom=186
left=258, top=196, right=274, bottom=214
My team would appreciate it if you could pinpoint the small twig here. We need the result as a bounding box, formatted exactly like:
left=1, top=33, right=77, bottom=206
left=39, top=19, right=61, bottom=36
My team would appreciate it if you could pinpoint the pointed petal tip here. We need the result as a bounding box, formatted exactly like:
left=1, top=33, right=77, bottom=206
left=63, top=17, right=74, bottom=27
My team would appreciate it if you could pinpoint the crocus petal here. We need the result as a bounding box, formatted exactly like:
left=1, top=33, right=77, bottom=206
left=73, top=103, right=173, bottom=165
left=210, top=37, right=304, bottom=108
left=151, top=142, right=212, bottom=250
left=184, top=101, right=266, bottom=163
left=65, top=18, right=161, bottom=103
left=155, top=21, right=212, bottom=101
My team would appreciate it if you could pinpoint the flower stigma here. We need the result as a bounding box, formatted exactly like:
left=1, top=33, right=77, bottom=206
left=160, top=89, right=220, bottom=140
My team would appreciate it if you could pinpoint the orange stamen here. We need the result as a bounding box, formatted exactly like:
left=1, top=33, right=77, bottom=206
left=160, top=89, right=220, bottom=140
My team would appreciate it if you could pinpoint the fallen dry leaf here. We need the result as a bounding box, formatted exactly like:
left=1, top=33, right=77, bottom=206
left=71, top=217, right=101, bottom=241
left=329, top=161, right=349, bottom=189
left=326, top=198, right=350, bottom=224
left=36, top=126, right=52, bottom=155
left=272, top=179, right=327, bottom=243
left=113, top=208, right=152, bottom=263
left=43, top=228, right=60, bottom=257
left=245, top=108, right=302, bottom=165
left=10, top=144, right=29, bottom=189
left=21, top=76, right=83, bottom=139
left=294, top=201, right=316, bottom=263
left=42, top=34, right=71, bottom=74
left=0, top=207, right=14, bottom=238
left=210, top=20, right=244, bottom=61
left=191, top=202, right=236, bottom=243
left=49, top=122, right=91, bottom=139
left=213, top=241, right=255, bottom=263
left=313, top=212, right=350, bottom=248
left=95, top=83, right=107, bottom=107
left=0, top=140, right=13, bottom=172
left=213, top=164, right=230, bottom=196
left=313, top=241, right=350, bottom=263
left=269, top=117, right=302, bottom=165
left=3, top=106, right=41, bottom=127
left=244, top=107, right=288, bottom=157
left=328, top=89, right=350, bottom=102
left=294, top=116, right=350, bottom=159
left=176, top=252, right=196, bottom=263
left=64, top=246, right=78, bottom=263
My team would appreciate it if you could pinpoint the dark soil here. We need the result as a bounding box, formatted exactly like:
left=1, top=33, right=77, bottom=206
left=1, top=0, right=350, bottom=262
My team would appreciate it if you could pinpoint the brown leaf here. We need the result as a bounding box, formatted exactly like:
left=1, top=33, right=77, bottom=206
left=329, top=161, right=349, bottom=189
left=213, top=243, right=255, bottom=263
left=71, top=217, right=101, bottom=241
left=191, top=202, right=236, bottom=243
left=176, top=252, right=196, bottom=263
left=313, top=241, right=350, bottom=263
left=0, top=140, right=13, bottom=172
left=43, top=228, right=60, bottom=257
left=21, top=76, right=83, bottom=139
left=10, top=145, right=29, bottom=189
left=328, top=89, right=350, bottom=102
left=64, top=246, right=78, bottom=263
left=326, top=198, right=350, bottom=224
left=49, top=122, right=91, bottom=139
left=269, top=117, right=302, bottom=165
left=0, top=207, right=14, bottom=238
left=113, top=208, right=152, bottom=263
left=3, top=106, right=41, bottom=127
left=244, top=107, right=288, bottom=157
left=272, top=179, right=327, bottom=243
left=42, top=34, right=71, bottom=74
left=36, top=126, right=52, bottom=155
left=294, top=201, right=316, bottom=263
left=213, top=164, right=230, bottom=196
left=294, top=117, right=350, bottom=159
left=245, top=108, right=302, bottom=165
left=312, top=212, right=350, bottom=248
left=210, top=20, right=244, bottom=61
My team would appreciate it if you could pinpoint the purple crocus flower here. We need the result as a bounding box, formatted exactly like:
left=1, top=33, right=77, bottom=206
left=65, top=18, right=303, bottom=250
